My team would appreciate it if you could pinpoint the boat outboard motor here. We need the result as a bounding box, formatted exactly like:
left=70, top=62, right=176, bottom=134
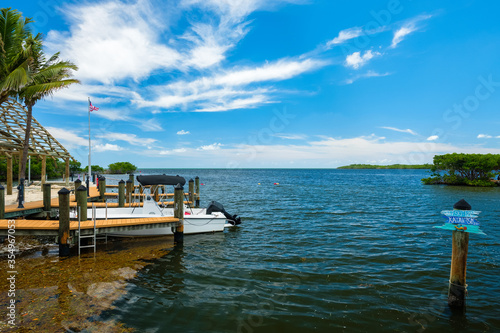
left=206, top=201, right=242, bottom=226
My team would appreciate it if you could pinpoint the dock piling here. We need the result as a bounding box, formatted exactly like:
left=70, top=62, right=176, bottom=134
left=99, top=176, right=106, bottom=201
left=58, top=188, right=71, bottom=257
left=152, top=185, right=159, bottom=202
left=0, top=184, right=4, bottom=219
left=76, top=185, right=88, bottom=222
left=188, top=179, right=194, bottom=208
left=195, top=176, right=200, bottom=207
left=74, top=179, right=82, bottom=192
left=43, top=183, right=51, bottom=212
left=173, top=183, right=184, bottom=243
left=126, top=179, right=133, bottom=204
left=118, top=180, right=125, bottom=207
left=448, top=199, right=471, bottom=309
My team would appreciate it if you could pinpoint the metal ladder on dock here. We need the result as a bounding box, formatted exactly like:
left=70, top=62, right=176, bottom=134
left=78, top=205, right=96, bottom=255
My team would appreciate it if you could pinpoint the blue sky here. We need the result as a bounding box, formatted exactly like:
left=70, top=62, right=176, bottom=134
left=12, top=0, right=500, bottom=168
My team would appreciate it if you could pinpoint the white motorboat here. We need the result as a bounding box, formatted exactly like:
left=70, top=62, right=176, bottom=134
left=84, top=174, right=241, bottom=237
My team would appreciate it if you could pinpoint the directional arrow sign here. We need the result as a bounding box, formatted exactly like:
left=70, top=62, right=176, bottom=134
left=441, top=210, right=481, bottom=217
left=435, top=209, right=485, bottom=235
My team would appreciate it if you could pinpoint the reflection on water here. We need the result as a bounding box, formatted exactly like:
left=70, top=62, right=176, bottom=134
left=0, top=237, right=174, bottom=332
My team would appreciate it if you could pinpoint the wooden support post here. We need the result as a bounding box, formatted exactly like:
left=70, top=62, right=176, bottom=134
left=195, top=176, right=200, bottom=207
left=58, top=188, right=71, bottom=257
left=126, top=179, right=133, bottom=204
left=0, top=184, right=4, bottom=220
left=74, top=179, right=82, bottom=192
left=76, top=185, right=88, bottom=222
left=18, top=154, right=22, bottom=183
left=188, top=179, right=194, bottom=208
left=174, top=183, right=184, bottom=243
left=43, top=183, right=51, bottom=212
left=7, top=156, right=12, bottom=195
left=41, top=156, right=46, bottom=191
left=65, top=158, right=70, bottom=186
left=448, top=199, right=471, bottom=309
left=139, top=185, right=144, bottom=203
left=99, top=176, right=106, bottom=202
left=151, top=185, right=159, bottom=202
left=118, top=180, right=125, bottom=207
left=128, top=173, right=134, bottom=186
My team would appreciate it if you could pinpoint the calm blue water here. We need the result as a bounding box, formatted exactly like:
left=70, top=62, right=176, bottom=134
left=102, top=169, right=500, bottom=332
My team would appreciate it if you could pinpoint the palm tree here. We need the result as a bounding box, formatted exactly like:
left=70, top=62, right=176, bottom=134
left=16, top=45, right=80, bottom=206
left=0, top=7, right=33, bottom=105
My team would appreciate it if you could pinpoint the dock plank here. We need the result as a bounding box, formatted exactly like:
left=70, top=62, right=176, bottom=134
left=0, top=216, right=178, bottom=231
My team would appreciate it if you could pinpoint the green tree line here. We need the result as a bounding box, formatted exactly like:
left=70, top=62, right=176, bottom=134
left=0, top=159, right=137, bottom=181
left=422, top=153, right=500, bottom=186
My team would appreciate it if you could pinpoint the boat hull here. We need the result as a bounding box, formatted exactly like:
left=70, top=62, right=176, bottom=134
left=82, top=207, right=228, bottom=237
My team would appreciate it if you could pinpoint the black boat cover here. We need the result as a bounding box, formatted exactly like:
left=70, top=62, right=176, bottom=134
left=136, top=174, right=186, bottom=186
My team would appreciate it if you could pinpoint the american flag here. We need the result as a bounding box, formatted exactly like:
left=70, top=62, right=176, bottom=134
left=89, top=101, right=99, bottom=112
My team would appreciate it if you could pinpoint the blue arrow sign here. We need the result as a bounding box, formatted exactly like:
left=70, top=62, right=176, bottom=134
left=434, top=224, right=485, bottom=234
left=441, top=210, right=481, bottom=217
left=435, top=209, right=485, bottom=235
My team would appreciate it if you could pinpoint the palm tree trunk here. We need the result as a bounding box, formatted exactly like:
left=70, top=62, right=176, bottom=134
left=19, top=103, right=32, bottom=181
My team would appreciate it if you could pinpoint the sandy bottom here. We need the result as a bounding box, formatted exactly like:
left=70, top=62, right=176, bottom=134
left=4, top=183, right=73, bottom=206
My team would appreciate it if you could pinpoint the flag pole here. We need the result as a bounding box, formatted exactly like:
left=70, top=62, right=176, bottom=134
left=88, top=97, right=91, bottom=194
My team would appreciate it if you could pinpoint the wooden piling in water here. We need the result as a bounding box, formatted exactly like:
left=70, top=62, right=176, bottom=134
left=118, top=180, right=125, bottom=207
left=195, top=176, right=200, bottom=207
left=58, top=188, right=71, bottom=257
left=0, top=184, right=4, bottom=219
left=43, top=183, right=51, bottom=212
left=74, top=179, right=82, bottom=192
left=188, top=179, right=194, bottom=208
left=173, top=183, right=184, bottom=243
left=151, top=185, right=159, bottom=202
left=76, top=185, right=88, bottom=222
left=99, top=176, right=106, bottom=201
left=126, top=179, right=133, bottom=204
left=128, top=174, right=134, bottom=186
left=448, top=199, right=471, bottom=309
left=7, top=156, right=12, bottom=195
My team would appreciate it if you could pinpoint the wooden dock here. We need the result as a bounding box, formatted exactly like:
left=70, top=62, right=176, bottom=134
left=3, top=186, right=100, bottom=218
left=0, top=179, right=194, bottom=256
left=0, top=216, right=178, bottom=236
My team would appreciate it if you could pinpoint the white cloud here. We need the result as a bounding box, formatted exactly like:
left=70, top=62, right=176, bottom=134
left=93, top=143, right=123, bottom=152
left=177, top=130, right=191, bottom=135
left=135, top=59, right=325, bottom=111
left=344, top=50, right=380, bottom=69
left=46, top=0, right=182, bottom=84
left=427, top=135, right=439, bottom=141
left=344, top=70, right=391, bottom=84
left=381, top=127, right=418, bottom=136
left=96, top=132, right=157, bottom=146
left=391, top=15, right=432, bottom=48
left=139, top=119, right=163, bottom=132
left=326, top=27, right=363, bottom=47
left=139, top=134, right=500, bottom=168
left=195, top=95, right=272, bottom=112
left=273, top=133, right=308, bottom=140
left=198, top=143, right=223, bottom=150
left=477, top=134, right=500, bottom=139
left=46, top=127, right=87, bottom=149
